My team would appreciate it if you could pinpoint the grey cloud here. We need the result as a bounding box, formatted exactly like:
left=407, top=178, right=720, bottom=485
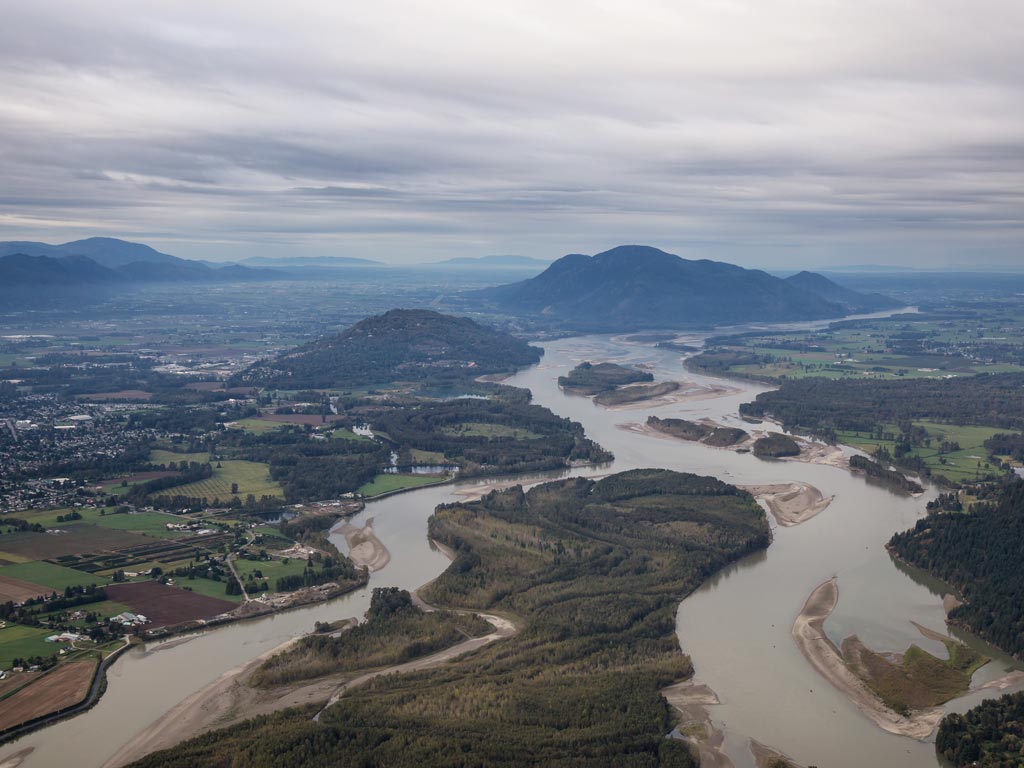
left=0, top=1, right=1022, bottom=266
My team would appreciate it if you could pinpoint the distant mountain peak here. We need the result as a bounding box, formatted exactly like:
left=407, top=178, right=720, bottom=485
left=471, top=244, right=901, bottom=331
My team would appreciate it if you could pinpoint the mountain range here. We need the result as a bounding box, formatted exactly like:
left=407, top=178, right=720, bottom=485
left=472, top=245, right=901, bottom=331
left=0, top=237, right=278, bottom=285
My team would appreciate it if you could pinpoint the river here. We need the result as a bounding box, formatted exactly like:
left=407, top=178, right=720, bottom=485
left=3, top=318, right=1021, bottom=768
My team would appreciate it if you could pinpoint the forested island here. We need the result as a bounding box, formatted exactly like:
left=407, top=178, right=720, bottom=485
left=752, top=434, right=801, bottom=459
left=126, top=469, right=770, bottom=767
left=888, top=479, right=1024, bottom=658
left=646, top=416, right=749, bottom=447
left=557, top=361, right=653, bottom=394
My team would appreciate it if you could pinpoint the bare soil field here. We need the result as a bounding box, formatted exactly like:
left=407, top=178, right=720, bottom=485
left=0, top=671, right=41, bottom=698
left=0, top=574, right=51, bottom=603
left=0, top=526, right=150, bottom=560
left=0, top=660, right=96, bottom=732
left=106, top=582, right=236, bottom=629
left=259, top=413, right=347, bottom=426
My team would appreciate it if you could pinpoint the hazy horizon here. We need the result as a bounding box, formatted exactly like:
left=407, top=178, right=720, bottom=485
left=2, top=1, right=1022, bottom=268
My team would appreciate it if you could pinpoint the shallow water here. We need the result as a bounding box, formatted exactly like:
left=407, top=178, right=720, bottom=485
left=5, top=318, right=1020, bottom=768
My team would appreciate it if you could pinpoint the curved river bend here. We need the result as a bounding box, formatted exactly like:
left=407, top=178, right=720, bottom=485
left=3, top=325, right=1020, bottom=768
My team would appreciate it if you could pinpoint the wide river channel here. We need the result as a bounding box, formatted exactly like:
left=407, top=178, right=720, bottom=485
left=4, top=319, right=1022, bottom=768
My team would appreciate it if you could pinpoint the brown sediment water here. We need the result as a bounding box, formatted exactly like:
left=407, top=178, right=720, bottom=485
left=5, top=311, right=1022, bottom=768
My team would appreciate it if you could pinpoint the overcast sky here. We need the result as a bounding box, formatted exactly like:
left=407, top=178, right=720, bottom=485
left=1, top=1, right=1022, bottom=267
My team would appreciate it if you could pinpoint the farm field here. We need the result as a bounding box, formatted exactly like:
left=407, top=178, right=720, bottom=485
left=0, top=660, right=97, bottom=732
left=836, top=421, right=1007, bottom=483
left=90, top=511, right=189, bottom=539
left=0, top=573, right=51, bottom=603
left=226, top=417, right=288, bottom=435
left=356, top=473, right=448, bottom=497
left=105, top=581, right=236, bottom=629
left=408, top=448, right=447, bottom=464
left=149, top=449, right=211, bottom=466
left=0, top=624, right=56, bottom=668
left=233, top=557, right=310, bottom=593
left=0, top=525, right=151, bottom=561
left=149, top=452, right=283, bottom=501
left=176, top=576, right=242, bottom=603
left=0, top=561, right=108, bottom=592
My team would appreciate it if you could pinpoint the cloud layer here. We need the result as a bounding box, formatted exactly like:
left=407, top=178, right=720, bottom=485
left=1, top=1, right=1022, bottom=266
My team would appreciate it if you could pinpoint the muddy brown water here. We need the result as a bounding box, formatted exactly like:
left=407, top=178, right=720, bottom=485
left=5, top=312, right=1021, bottom=768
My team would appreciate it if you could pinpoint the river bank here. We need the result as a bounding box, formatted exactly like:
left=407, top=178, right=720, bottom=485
left=105, top=608, right=517, bottom=768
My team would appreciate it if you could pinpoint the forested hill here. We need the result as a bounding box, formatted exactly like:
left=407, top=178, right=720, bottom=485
left=469, top=245, right=897, bottom=331
left=234, top=309, right=542, bottom=389
left=888, top=480, right=1024, bottom=658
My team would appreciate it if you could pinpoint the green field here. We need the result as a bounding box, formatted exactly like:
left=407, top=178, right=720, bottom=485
left=16, top=507, right=191, bottom=539
left=176, top=575, right=243, bottom=602
left=151, top=456, right=283, bottom=501
left=0, top=561, right=108, bottom=590
left=409, top=448, right=447, bottom=464
left=12, top=507, right=93, bottom=528
left=837, top=421, right=1007, bottom=482
left=0, top=624, right=56, bottom=668
left=442, top=422, right=542, bottom=439
left=357, top=474, right=448, bottom=497
left=150, top=449, right=212, bottom=466
left=233, top=557, right=310, bottom=593
left=252, top=526, right=295, bottom=549
left=227, top=417, right=288, bottom=435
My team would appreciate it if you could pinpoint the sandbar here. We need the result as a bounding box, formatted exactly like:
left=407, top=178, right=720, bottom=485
left=791, top=578, right=944, bottom=740
left=338, top=517, right=391, bottom=571
left=740, top=483, right=833, bottom=527
left=661, top=681, right=734, bottom=768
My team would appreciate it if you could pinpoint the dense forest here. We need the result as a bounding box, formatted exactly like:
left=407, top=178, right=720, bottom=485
left=371, top=397, right=613, bottom=475
left=888, top=480, right=1024, bottom=657
left=936, top=691, right=1024, bottom=767
left=740, top=373, right=1024, bottom=432
left=646, top=416, right=748, bottom=447
left=252, top=587, right=490, bottom=687
left=234, top=309, right=542, bottom=389
left=128, top=469, right=769, bottom=768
